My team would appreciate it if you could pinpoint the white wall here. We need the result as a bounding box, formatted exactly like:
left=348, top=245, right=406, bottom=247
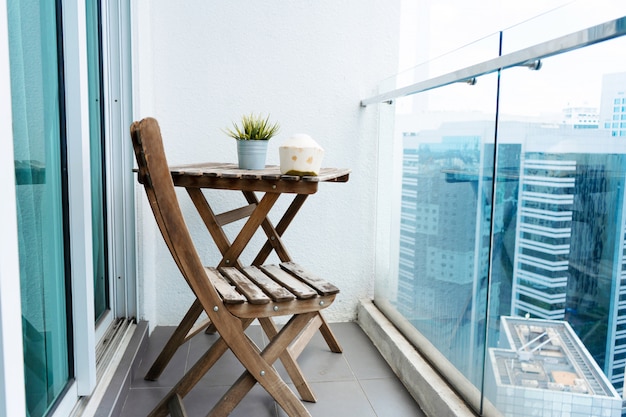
left=132, top=1, right=401, bottom=325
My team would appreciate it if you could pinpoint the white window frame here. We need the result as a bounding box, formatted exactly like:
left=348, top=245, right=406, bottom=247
left=63, top=0, right=98, bottom=397
left=0, top=2, right=27, bottom=415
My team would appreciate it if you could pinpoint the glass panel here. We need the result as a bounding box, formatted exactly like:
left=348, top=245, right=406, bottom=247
left=374, top=34, right=501, bottom=413
left=86, top=0, right=109, bottom=322
left=485, top=34, right=626, bottom=417
left=7, top=0, right=72, bottom=416
left=500, top=0, right=626, bottom=55
left=375, top=5, right=626, bottom=417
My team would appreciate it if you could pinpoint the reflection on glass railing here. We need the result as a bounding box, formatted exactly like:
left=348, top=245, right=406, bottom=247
left=375, top=20, right=626, bottom=417
left=500, top=0, right=626, bottom=54
left=486, top=316, right=621, bottom=416
left=376, top=32, right=500, bottom=98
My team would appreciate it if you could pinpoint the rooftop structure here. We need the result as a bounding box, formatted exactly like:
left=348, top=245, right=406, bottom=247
left=486, top=316, right=622, bottom=417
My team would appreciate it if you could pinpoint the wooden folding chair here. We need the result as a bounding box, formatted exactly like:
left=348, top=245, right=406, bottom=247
left=131, top=117, right=340, bottom=416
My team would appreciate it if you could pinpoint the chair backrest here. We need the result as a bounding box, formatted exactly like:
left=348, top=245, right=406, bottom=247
left=130, top=118, right=226, bottom=322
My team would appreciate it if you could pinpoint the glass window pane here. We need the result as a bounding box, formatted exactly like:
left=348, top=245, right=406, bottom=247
left=86, top=0, right=109, bottom=322
left=8, top=0, right=71, bottom=416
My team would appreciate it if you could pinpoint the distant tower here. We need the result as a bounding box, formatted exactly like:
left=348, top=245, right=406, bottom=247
left=562, top=105, right=599, bottom=129
left=599, top=72, right=626, bottom=137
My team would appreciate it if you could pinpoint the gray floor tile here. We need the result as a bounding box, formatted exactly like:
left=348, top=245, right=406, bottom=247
left=131, top=326, right=191, bottom=388
left=117, top=322, right=423, bottom=417
left=333, top=322, right=397, bottom=380
left=118, top=387, right=171, bottom=417
left=184, top=384, right=278, bottom=417
left=360, top=378, right=427, bottom=417
left=280, top=342, right=354, bottom=383
left=277, top=381, right=377, bottom=417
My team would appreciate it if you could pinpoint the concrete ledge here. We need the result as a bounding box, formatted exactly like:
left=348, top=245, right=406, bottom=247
left=357, top=299, right=478, bottom=417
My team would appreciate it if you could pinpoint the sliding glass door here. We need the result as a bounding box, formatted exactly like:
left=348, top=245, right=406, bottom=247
left=5, top=0, right=134, bottom=413
left=8, top=0, right=72, bottom=416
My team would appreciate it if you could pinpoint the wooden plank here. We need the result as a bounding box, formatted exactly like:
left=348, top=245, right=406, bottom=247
left=170, top=164, right=350, bottom=184
left=172, top=175, right=320, bottom=194
left=204, top=267, right=246, bottom=304
left=242, top=266, right=296, bottom=302
left=226, top=295, right=335, bottom=319
left=260, top=265, right=317, bottom=299
left=214, top=203, right=257, bottom=226
left=260, top=172, right=286, bottom=180
left=279, top=262, right=340, bottom=295
left=302, top=167, right=351, bottom=182
left=220, top=267, right=270, bottom=305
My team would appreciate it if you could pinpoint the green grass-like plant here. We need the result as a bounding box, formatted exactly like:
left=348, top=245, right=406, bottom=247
left=224, top=113, right=280, bottom=141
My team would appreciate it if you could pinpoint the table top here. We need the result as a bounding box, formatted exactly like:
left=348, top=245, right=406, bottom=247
left=169, top=163, right=350, bottom=194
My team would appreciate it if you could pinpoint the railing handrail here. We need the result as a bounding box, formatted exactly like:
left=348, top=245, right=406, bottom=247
left=360, top=16, right=626, bottom=107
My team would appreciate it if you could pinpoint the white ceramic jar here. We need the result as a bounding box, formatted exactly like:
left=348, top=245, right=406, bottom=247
left=279, top=134, right=324, bottom=176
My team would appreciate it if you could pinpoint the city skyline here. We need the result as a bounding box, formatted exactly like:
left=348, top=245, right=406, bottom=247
left=393, top=72, right=626, bottom=414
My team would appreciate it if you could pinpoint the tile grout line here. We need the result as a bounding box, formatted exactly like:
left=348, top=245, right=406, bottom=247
left=334, top=332, right=380, bottom=417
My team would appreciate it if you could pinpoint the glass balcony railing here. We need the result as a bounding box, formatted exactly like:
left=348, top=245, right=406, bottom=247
left=368, top=8, right=626, bottom=417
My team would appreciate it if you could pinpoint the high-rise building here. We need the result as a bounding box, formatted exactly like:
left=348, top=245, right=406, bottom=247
left=562, top=105, right=599, bottom=129
left=510, top=143, right=626, bottom=394
left=397, top=74, right=626, bottom=400
left=600, top=72, right=626, bottom=137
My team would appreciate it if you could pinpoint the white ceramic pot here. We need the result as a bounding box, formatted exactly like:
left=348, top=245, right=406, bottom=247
left=279, top=134, right=324, bottom=176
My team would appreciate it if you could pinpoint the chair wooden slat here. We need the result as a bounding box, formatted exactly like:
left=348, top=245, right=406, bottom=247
left=260, top=264, right=317, bottom=299
left=220, top=267, right=271, bottom=305
left=242, top=266, right=296, bottom=302
left=280, top=262, right=340, bottom=296
left=204, top=267, right=246, bottom=304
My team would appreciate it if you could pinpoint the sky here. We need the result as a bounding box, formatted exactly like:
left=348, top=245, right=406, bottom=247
left=395, top=0, right=626, bottom=117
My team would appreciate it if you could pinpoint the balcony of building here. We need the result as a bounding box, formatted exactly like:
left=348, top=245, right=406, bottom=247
left=80, top=4, right=626, bottom=417
left=5, top=1, right=626, bottom=417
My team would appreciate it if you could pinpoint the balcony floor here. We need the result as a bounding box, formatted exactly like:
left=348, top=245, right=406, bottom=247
left=117, top=321, right=426, bottom=417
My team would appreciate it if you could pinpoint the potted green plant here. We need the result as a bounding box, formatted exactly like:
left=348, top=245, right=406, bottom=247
left=224, top=113, right=280, bottom=169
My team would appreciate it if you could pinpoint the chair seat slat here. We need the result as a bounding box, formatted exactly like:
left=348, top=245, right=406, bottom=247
left=260, top=265, right=317, bottom=299
left=242, top=266, right=296, bottom=302
left=204, top=267, right=246, bottom=304
left=280, top=262, right=340, bottom=296
left=220, top=267, right=271, bottom=304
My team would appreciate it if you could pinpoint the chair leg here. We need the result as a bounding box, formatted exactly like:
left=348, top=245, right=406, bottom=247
left=318, top=312, right=343, bottom=353
left=168, top=394, right=189, bottom=417
left=209, top=313, right=316, bottom=417
left=258, top=317, right=316, bottom=402
left=145, top=299, right=204, bottom=380
left=148, top=318, right=256, bottom=417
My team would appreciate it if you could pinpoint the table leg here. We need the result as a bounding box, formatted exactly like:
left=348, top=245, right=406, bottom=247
left=252, top=193, right=309, bottom=265
left=218, top=192, right=280, bottom=267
